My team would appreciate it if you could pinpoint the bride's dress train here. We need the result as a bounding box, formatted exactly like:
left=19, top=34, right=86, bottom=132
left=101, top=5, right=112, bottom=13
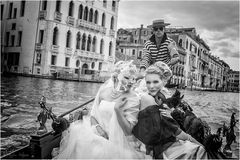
left=55, top=95, right=146, bottom=159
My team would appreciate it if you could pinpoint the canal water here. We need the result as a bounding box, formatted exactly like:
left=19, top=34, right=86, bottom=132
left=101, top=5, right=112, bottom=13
left=1, top=76, right=239, bottom=158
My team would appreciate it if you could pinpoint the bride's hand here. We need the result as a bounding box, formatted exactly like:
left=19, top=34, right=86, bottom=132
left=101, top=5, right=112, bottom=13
left=114, top=97, right=128, bottom=111
left=96, top=125, right=109, bottom=139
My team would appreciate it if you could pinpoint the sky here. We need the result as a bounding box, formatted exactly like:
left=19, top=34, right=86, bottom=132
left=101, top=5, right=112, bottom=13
left=117, top=0, right=240, bottom=71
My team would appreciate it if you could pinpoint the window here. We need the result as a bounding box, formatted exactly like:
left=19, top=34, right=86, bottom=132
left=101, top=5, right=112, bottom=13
left=12, top=23, right=16, bottom=30
left=20, top=0, right=25, bottom=17
left=56, top=0, right=61, bottom=12
left=18, top=31, right=22, bottom=46
left=13, top=8, right=17, bottom=18
left=52, top=27, right=58, bottom=45
left=98, top=62, right=102, bottom=70
left=6, top=32, right=10, bottom=46
left=11, top=35, right=15, bottom=46
left=76, top=60, right=80, bottom=67
left=37, top=68, right=41, bottom=74
left=110, top=16, right=114, bottom=29
left=65, top=57, right=70, bottom=67
left=91, top=62, right=95, bottom=69
left=8, top=2, right=13, bottom=18
left=132, top=49, right=135, bottom=56
left=109, top=41, right=112, bottom=56
left=186, top=40, right=188, bottom=49
left=89, top=8, right=93, bottom=22
left=94, top=10, right=98, bottom=24
left=81, top=34, right=86, bottom=50
left=112, top=0, right=116, bottom=11
left=92, top=36, right=96, bottom=52
left=179, top=39, right=182, bottom=47
left=101, top=13, right=105, bottom=27
left=134, top=40, right=137, bottom=43
left=36, top=53, right=41, bottom=64
left=39, top=30, right=44, bottom=43
left=76, top=32, right=81, bottom=49
left=42, top=0, right=47, bottom=10
left=100, top=39, right=104, bottom=54
left=1, top=5, right=4, bottom=20
left=68, top=1, right=74, bottom=16
left=103, top=0, right=107, bottom=7
left=121, top=49, right=123, bottom=53
left=84, top=6, right=88, bottom=21
left=87, top=35, right=91, bottom=51
left=139, top=51, right=142, bottom=58
left=78, top=4, right=83, bottom=19
left=66, top=30, right=72, bottom=48
left=51, top=55, right=57, bottom=65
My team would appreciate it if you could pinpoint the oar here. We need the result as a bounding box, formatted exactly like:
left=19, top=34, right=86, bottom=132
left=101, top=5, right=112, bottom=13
left=59, top=98, right=95, bottom=118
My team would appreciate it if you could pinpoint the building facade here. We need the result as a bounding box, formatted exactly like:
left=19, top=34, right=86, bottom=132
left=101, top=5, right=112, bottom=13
left=117, top=25, right=234, bottom=91
left=228, top=70, right=239, bottom=92
left=1, top=0, right=119, bottom=80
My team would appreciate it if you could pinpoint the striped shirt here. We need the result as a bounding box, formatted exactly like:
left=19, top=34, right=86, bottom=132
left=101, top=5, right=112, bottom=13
left=140, top=33, right=179, bottom=69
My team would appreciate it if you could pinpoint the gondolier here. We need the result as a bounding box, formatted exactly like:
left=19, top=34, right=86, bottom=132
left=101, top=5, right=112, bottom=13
left=140, top=19, right=179, bottom=75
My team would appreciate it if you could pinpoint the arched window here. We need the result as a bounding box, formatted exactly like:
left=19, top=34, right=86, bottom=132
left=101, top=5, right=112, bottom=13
left=76, top=32, right=81, bottom=49
left=179, top=39, right=182, bottom=47
left=186, top=40, right=188, bottom=49
left=78, top=4, right=83, bottom=19
left=84, top=6, right=88, bottom=21
left=132, top=49, right=135, bottom=56
left=92, top=36, right=97, bottom=52
left=101, top=13, right=105, bottom=27
left=100, top=39, right=104, bottom=54
left=42, top=0, right=47, bottom=10
left=68, top=1, right=74, bottom=16
left=81, top=33, right=86, bottom=50
left=109, top=41, right=112, bottom=56
left=66, top=30, right=72, bottom=48
left=56, top=0, right=61, bottom=12
left=89, top=8, right=93, bottom=22
left=91, top=62, right=95, bottom=69
left=110, top=16, right=114, bottom=29
left=139, top=51, right=142, bottom=58
left=87, top=35, right=92, bottom=51
left=53, top=27, right=58, bottom=45
left=94, top=10, right=98, bottom=24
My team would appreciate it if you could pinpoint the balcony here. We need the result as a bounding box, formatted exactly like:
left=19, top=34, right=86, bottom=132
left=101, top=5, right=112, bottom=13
left=39, top=10, right=47, bottom=19
left=75, top=50, right=104, bottom=61
left=108, top=56, right=114, bottom=62
left=35, top=43, right=44, bottom=50
left=54, top=12, right=62, bottom=22
left=67, top=16, right=75, bottom=26
left=76, top=19, right=106, bottom=34
left=65, top=47, right=73, bottom=55
left=109, top=29, right=115, bottom=37
left=51, top=45, right=59, bottom=53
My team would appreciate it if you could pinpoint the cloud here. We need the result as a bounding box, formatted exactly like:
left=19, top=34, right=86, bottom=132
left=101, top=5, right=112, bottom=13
left=219, top=48, right=239, bottom=58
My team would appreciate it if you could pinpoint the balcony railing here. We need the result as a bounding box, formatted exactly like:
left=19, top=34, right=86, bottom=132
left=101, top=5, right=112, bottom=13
left=65, top=47, right=73, bottom=55
left=75, top=50, right=104, bottom=61
left=76, top=19, right=106, bottom=34
left=39, top=10, right=47, bottom=19
left=108, top=56, right=114, bottom=62
left=54, top=12, right=62, bottom=22
left=67, top=16, right=75, bottom=26
left=35, top=43, right=44, bottom=50
left=109, top=29, right=115, bottom=37
left=51, top=45, right=59, bottom=53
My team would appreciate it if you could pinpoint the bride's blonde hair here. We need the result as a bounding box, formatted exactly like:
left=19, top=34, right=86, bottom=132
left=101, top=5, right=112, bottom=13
left=146, top=61, right=172, bottom=83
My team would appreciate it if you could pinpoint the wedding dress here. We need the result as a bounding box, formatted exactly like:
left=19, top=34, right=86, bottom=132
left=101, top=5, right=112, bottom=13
left=55, top=82, right=147, bottom=159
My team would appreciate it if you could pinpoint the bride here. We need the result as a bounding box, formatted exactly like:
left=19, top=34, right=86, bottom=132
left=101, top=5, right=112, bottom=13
left=55, top=61, right=147, bottom=159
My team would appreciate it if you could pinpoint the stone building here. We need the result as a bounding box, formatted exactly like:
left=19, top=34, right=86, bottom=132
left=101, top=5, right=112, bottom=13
left=1, top=0, right=119, bottom=80
left=228, top=70, right=239, bottom=92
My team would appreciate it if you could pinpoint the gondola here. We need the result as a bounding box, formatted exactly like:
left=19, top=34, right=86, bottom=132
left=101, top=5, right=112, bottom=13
left=1, top=91, right=238, bottom=159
